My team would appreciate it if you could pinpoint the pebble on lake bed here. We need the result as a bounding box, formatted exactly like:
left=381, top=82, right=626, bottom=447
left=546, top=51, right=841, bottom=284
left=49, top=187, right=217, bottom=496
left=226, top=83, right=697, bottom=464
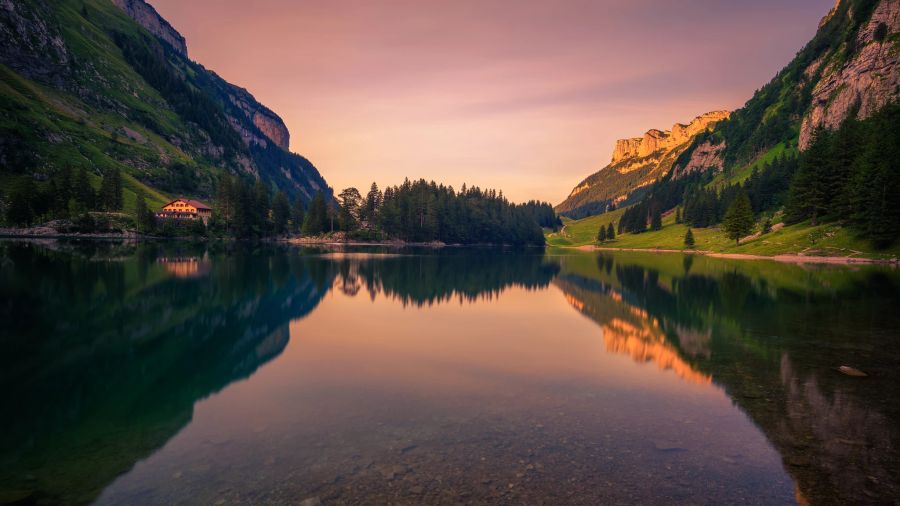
left=837, top=365, right=868, bottom=377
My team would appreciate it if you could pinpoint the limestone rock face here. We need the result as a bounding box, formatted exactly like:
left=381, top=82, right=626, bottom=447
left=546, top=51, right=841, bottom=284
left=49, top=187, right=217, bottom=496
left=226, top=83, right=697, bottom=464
left=215, top=80, right=292, bottom=151
left=800, top=0, right=899, bottom=149
left=610, top=111, right=730, bottom=163
left=112, top=0, right=187, bottom=56
left=556, top=111, right=729, bottom=217
left=672, top=140, right=726, bottom=179
left=0, top=0, right=70, bottom=86
left=253, top=111, right=290, bottom=151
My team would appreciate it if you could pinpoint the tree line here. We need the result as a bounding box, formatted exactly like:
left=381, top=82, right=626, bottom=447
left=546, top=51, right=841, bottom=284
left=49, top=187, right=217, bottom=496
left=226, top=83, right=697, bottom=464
left=208, top=175, right=554, bottom=245
left=3, top=166, right=124, bottom=228
left=607, top=102, right=898, bottom=248
left=331, top=179, right=550, bottom=245
left=784, top=103, right=900, bottom=246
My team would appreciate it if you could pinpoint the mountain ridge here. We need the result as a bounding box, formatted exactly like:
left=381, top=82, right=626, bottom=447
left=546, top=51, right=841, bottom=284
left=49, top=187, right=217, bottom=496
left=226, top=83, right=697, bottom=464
left=556, top=111, right=729, bottom=218
left=557, top=0, right=899, bottom=220
left=0, top=0, right=326, bottom=207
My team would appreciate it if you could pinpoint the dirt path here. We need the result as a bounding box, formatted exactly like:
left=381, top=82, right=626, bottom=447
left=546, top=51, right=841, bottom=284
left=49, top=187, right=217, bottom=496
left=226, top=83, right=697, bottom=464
left=563, top=245, right=898, bottom=265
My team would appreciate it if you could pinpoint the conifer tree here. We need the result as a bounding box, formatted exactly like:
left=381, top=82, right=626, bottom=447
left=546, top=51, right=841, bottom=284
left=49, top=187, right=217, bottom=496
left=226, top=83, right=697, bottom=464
left=722, top=192, right=754, bottom=245
left=272, top=190, right=290, bottom=235
left=74, top=167, right=94, bottom=212
left=597, top=224, right=607, bottom=242
left=290, top=198, right=305, bottom=234
left=651, top=207, right=662, bottom=231
left=607, top=222, right=615, bottom=241
left=6, top=177, right=37, bottom=226
left=684, top=228, right=695, bottom=249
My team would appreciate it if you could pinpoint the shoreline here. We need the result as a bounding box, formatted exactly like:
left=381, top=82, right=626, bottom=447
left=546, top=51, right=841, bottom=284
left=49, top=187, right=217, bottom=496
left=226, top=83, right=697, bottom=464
left=566, top=245, right=898, bottom=265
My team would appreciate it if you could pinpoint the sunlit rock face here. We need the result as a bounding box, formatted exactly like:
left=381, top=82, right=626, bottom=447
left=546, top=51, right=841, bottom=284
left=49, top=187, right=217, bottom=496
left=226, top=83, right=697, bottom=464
left=671, top=139, right=726, bottom=178
left=610, top=111, right=730, bottom=164
left=253, top=111, right=291, bottom=150
left=556, top=111, right=729, bottom=217
left=111, top=0, right=187, bottom=56
left=800, top=0, right=900, bottom=149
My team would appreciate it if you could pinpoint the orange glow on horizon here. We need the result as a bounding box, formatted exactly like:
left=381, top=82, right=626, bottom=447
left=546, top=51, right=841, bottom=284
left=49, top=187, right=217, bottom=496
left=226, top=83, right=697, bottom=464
left=149, top=0, right=833, bottom=203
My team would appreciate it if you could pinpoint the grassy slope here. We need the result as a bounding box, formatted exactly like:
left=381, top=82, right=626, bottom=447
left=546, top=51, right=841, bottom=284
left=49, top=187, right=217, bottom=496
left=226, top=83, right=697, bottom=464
left=708, top=141, right=797, bottom=188
left=0, top=0, right=233, bottom=216
left=547, top=209, right=900, bottom=260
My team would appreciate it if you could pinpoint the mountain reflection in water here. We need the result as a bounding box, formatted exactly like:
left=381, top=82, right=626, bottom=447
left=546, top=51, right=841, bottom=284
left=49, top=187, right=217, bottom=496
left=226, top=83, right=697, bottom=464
left=1, top=242, right=898, bottom=505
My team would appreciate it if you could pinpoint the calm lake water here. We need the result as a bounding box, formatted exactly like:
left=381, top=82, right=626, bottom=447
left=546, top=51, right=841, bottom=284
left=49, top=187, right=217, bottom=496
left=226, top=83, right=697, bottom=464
left=2, top=241, right=899, bottom=505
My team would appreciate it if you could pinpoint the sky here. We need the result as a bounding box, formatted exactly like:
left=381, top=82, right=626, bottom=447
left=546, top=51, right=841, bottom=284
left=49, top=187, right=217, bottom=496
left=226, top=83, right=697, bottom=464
left=150, top=0, right=834, bottom=204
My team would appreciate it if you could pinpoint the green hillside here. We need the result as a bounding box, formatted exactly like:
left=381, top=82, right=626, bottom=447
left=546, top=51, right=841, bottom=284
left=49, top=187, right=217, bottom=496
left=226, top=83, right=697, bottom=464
left=550, top=0, right=900, bottom=256
left=0, top=0, right=330, bottom=227
left=548, top=207, right=900, bottom=260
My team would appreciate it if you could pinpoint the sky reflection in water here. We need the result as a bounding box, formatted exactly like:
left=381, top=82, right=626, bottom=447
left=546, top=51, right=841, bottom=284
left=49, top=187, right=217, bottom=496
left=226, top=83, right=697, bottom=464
left=2, top=242, right=898, bottom=505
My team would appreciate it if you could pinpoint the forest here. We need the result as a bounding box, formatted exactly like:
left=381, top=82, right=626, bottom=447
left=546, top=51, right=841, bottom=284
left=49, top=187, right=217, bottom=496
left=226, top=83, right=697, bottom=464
left=613, top=102, right=899, bottom=247
left=204, top=176, right=556, bottom=245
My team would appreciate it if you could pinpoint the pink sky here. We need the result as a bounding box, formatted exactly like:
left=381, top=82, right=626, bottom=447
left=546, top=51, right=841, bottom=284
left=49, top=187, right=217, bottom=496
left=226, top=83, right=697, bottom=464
left=151, top=0, right=833, bottom=204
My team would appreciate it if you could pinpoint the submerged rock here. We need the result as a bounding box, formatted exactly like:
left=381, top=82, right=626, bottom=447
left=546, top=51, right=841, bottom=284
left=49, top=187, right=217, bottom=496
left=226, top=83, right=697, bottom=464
left=837, top=366, right=868, bottom=377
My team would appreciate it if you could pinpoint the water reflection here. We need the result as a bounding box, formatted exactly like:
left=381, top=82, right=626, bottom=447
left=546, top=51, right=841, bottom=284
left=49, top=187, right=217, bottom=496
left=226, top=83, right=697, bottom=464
left=0, top=243, right=557, bottom=504
left=553, top=251, right=900, bottom=504
left=1, top=242, right=898, bottom=504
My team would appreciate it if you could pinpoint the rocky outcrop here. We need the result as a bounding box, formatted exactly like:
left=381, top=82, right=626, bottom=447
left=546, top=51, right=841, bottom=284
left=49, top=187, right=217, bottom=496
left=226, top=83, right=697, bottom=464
left=800, top=0, right=899, bottom=149
left=610, top=111, right=729, bottom=163
left=112, top=0, right=187, bottom=56
left=556, top=111, right=729, bottom=218
left=253, top=111, right=290, bottom=150
left=0, top=0, right=70, bottom=86
left=672, top=140, right=726, bottom=179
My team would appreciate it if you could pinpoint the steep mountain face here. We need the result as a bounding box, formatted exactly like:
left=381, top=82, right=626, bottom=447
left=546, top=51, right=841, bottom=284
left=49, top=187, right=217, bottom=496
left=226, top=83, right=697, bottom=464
left=0, top=0, right=326, bottom=204
left=800, top=0, right=900, bottom=148
left=558, top=0, right=899, bottom=220
left=110, top=0, right=186, bottom=56
left=556, top=111, right=729, bottom=218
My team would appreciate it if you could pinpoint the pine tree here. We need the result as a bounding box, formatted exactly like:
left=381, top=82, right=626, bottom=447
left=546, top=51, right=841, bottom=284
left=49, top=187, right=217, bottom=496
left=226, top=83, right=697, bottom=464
left=362, top=182, right=382, bottom=229
left=684, top=228, right=695, bottom=249
left=607, top=222, right=615, bottom=241
left=290, top=198, right=305, bottom=234
left=650, top=207, right=662, bottom=231
left=786, top=128, right=831, bottom=225
left=99, top=168, right=123, bottom=211
left=74, top=167, right=94, bottom=212
left=303, top=191, right=328, bottom=236
left=6, top=177, right=37, bottom=226
left=597, top=224, right=607, bottom=242
left=253, top=180, right=270, bottom=235
left=338, top=187, right=362, bottom=232
left=135, top=193, right=155, bottom=233
left=722, top=192, right=754, bottom=245
left=216, top=174, right=235, bottom=227
left=272, top=191, right=290, bottom=235
left=675, top=207, right=681, bottom=224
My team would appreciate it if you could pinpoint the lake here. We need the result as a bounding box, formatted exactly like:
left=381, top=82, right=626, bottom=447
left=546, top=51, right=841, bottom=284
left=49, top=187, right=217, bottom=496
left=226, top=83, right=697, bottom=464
left=2, top=241, right=899, bottom=505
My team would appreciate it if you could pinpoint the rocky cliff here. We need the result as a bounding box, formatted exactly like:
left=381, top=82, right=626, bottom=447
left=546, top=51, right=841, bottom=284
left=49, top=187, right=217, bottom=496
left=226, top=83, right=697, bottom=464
left=800, top=0, right=900, bottom=148
left=555, top=111, right=729, bottom=218
left=611, top=111, right=729, bottom=163
left=111, top=0, right=187, bottom=56
left=112, top=0, right=292, bottom=152
left=0, top=0, right=325, bottom=203
left=556, top=0, right=898, bottom=220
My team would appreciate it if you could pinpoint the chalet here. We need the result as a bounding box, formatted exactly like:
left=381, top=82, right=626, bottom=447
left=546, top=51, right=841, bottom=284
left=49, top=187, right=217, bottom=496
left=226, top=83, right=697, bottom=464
left=156, top=198, right=212, bottom=223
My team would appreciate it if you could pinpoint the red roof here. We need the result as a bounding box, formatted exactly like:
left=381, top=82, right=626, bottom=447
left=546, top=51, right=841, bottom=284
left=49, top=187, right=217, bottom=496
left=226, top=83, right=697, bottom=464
left=162, top=198, right=212, bottom=210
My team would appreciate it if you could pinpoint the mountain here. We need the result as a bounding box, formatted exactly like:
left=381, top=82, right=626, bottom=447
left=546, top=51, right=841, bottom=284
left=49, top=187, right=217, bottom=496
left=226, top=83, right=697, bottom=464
left=0, top=0, right=329, bottom=209
left=557, top=0, right=899, bottom=220
left=556, top=111, right=729, bottom=218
